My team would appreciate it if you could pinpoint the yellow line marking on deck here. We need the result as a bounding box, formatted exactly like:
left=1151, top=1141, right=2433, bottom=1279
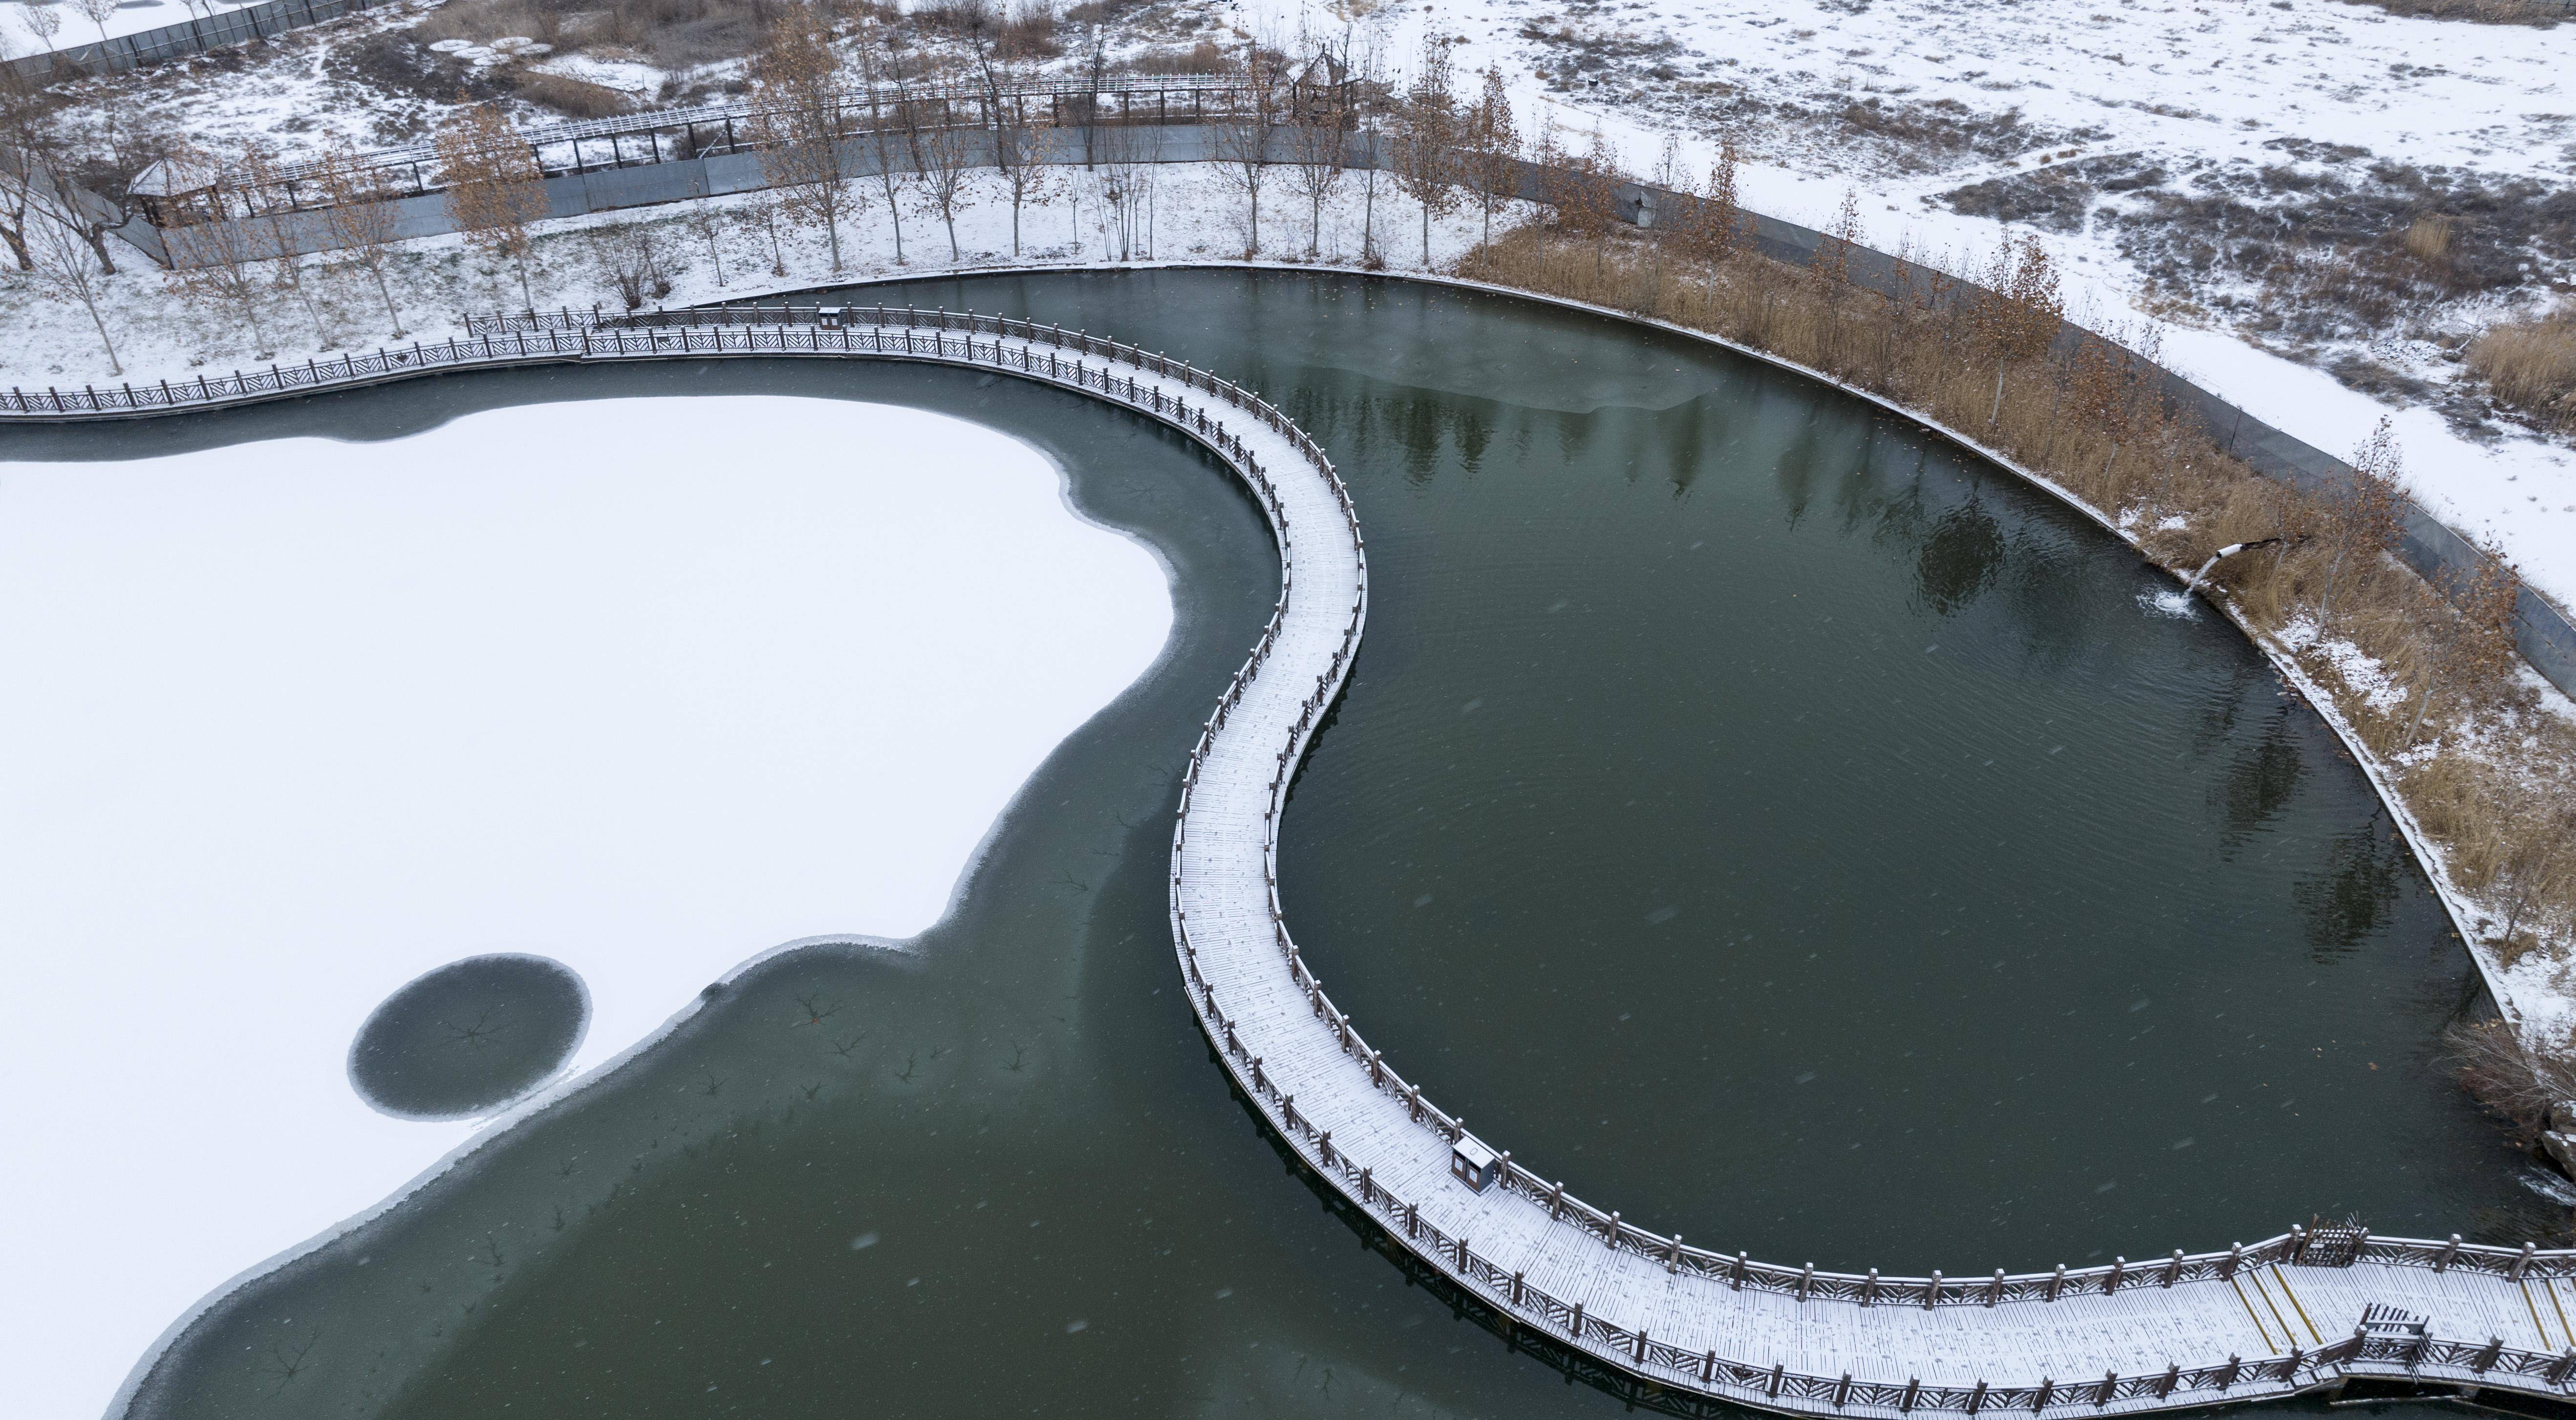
left=2230, top=1276, right=2276, bottom=1353
left=2271, top=1268, right=2324, bottom=1346
left=2248, top=1269, right=2298, bottom=1350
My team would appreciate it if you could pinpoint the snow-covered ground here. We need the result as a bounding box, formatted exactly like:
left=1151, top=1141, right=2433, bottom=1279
left=4, top=0, right=262, bottom=51
left=20, top=0, right=2576, bottom=609
left=0, top=396, right=1171, bottom=1420
left=1309, top=0, right=2576, bottom=614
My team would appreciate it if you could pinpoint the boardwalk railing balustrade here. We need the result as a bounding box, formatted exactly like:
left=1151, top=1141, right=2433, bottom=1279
left=11, top=308, right=2576, bottom=1417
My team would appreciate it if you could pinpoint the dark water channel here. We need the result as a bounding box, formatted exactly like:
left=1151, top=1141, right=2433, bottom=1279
left=18, top=270, right=2537, bottom=1420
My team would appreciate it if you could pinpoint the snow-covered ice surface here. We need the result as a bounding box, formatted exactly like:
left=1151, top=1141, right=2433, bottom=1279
left=0, top=395, right=1171, bottom=1420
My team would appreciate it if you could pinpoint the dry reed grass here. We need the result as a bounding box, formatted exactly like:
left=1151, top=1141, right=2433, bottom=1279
left=2471, top=304, right=2576, bottom=432
left=1458, top=223, right=2576, bottom=1031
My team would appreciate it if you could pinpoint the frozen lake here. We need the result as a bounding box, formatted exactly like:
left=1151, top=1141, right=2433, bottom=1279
left=0, top=395, right=1169, bottom=1420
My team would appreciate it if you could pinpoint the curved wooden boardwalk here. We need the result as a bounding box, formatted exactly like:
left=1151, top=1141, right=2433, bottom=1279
left=14, top=307, right=2576, bottom=1416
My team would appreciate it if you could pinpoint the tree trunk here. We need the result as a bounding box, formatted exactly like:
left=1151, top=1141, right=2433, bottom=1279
left=2320, top=548, right=2348, bottom=626
left=2404, top=671, right=2441, bottom=747
left=370, top=262, right=405, bottom=338
left=81, top=224, right=117, bottom=276
left=78, top=287, right=120, bottom=375
left=1990, top=363, right=2008, bottom=426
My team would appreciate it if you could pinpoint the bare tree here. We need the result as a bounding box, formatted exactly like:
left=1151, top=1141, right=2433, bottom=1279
left=69, top=0, right=113, bottom=48
left=961, top=5, right=1056, bottom=259
left=26, top=203, right=118, bottom=372
left=1549, top=126, right=1625, bottom=278
left=1345, top=18, right=1389, bottom=267
left=679, top=194, right=726, bottom=287
left=1973, top=235, right=2062, bottom=425
left=1210, top=38, right=1283, bottom=258
left=908, top=83, right=978, bottom=262
left=740, top=185, right=791, bottom=276
left=851, top=6, right=913, bottom=263
left=315, top=136, right=407, bottom=337
left=1458, top=66, right=1518, bottom=251
left=163, top=201, right=274, bottom=356
left=1528, top=116, right=1568, bottom=262
left=237, top=146, right=331, bottom=346
left=2317, top=416, right=2408, bottom=627
left=1283, top=21, right=1360, bottom=259
left=0, top=58, right=53, bottom=269
left=19, top=4, right=64, bottom=54
left=1087, top=121, right=1159, bottom=260
left=987, top=94, right=1057, bottom=258
left=1809, top=187, right=1863, bottom=301
left=434, top=105, right=548, bottom=308
left=1282, top=70, right=1347, bottom=259
left=1391, top=33, right=1457, bottom=267
left=1677, top=138, right=1743, bottom=297
left=752, top=8, right=861, bottom=271
left=1082, top=122, right=1164, bottom=261
left=590, top=220, right=673, bottom=311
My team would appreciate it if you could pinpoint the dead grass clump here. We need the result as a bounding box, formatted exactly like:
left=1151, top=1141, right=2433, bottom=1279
left=1129, top=40, right=1226, bottom=75
left=2470, top=304, right=2576, bottom=431
left=2446, top=1018, right=2576, bottom=1139
left=2339, top=0, right=2566, bottom=25
left=509, top=69, right=635, bottom=119
left=911, top=0, right=1062, bottom=57
left=2402, top=213, right=2456, bottom=264
left=411, top=0, right=568, bottom=48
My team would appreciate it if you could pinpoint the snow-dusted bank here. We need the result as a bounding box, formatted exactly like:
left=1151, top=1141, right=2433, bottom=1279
left=0, top=394, right=1169, bottom=1420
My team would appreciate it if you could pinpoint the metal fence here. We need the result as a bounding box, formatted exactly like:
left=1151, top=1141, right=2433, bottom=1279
left=3, top=0, right=399, bottom=80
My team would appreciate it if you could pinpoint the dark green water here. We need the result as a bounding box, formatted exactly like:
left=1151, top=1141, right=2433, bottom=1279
left=21, top=270, right=2535, bottom=1420
left=348, top=954, right=590, bottom=1120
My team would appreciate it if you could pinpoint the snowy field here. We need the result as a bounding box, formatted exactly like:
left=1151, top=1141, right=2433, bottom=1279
left=2, top=0, right=261, bottom=51
left=1350, top=0, right=2576, bottom=615
left=0, top=395, right=1171, bottom=1420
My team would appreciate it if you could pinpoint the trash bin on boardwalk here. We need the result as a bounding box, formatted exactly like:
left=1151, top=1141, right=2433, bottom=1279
left=1450, top=1134, right=1499, bottom=1193
left=816, top=307, right=847, bottom=329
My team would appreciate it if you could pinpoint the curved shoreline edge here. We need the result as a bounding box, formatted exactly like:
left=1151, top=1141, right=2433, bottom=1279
left=15, top=293, right=2567, bottom=1419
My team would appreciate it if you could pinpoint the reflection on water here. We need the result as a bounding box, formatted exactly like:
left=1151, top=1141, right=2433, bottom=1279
left=27, top=270, right=2522, bottom=1420
left=2298, top=814, right=2415, bottom=961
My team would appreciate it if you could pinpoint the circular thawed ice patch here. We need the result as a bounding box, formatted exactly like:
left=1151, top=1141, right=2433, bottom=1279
left=348, top=954, right=590, bottom=1119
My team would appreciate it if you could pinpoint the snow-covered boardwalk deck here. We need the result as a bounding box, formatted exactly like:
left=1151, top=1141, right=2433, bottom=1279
left=13, top=308, right=2576, bottom=1416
